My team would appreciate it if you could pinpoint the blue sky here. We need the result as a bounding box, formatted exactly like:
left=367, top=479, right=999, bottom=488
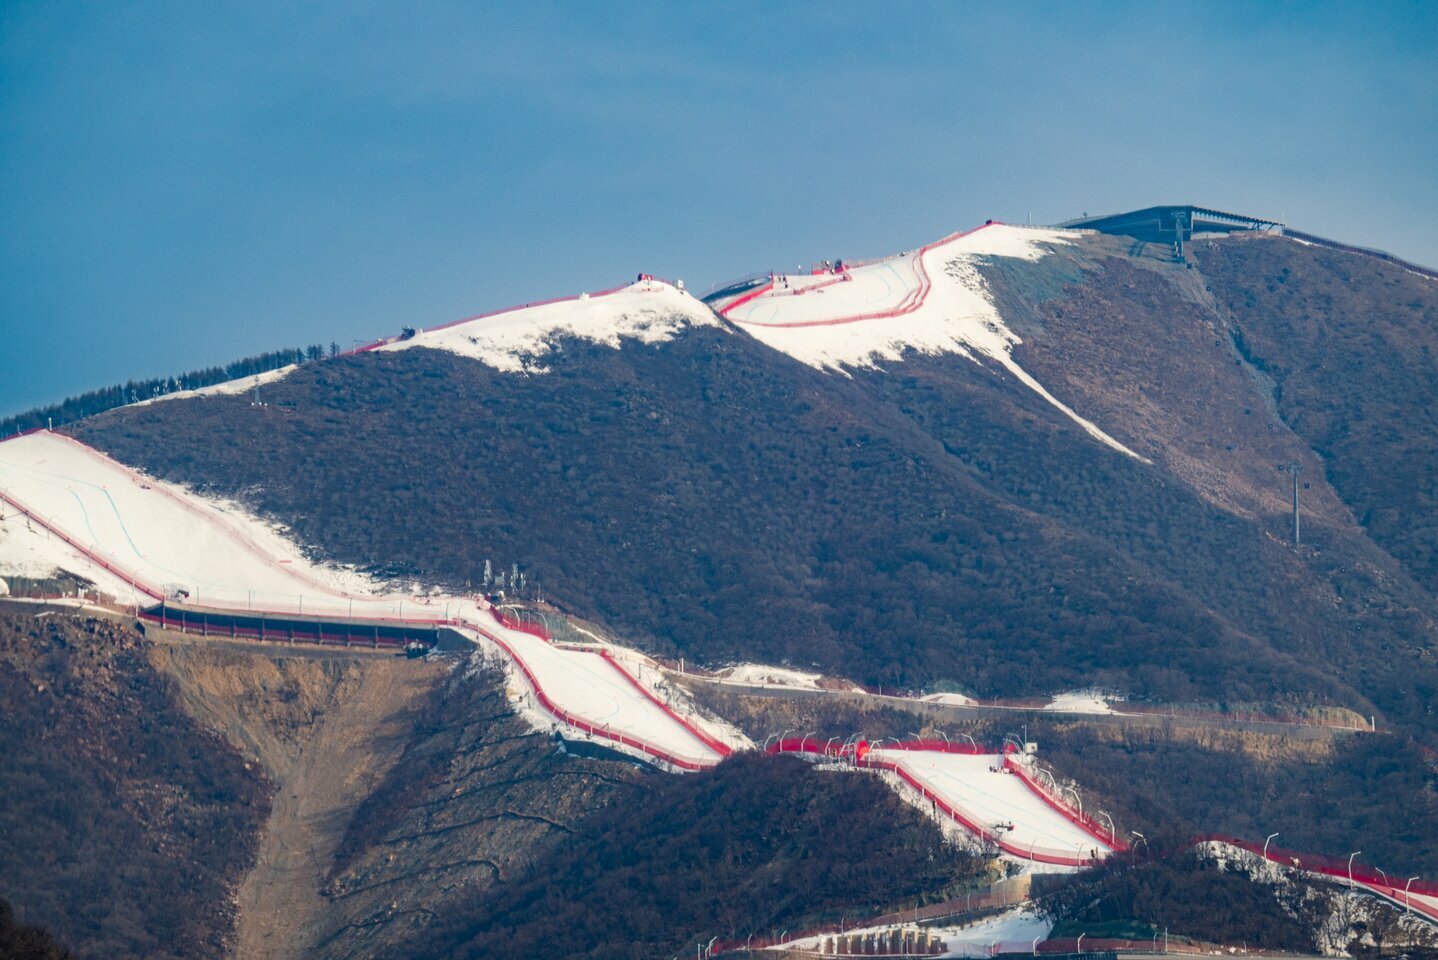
left=2, top=1, right=1434, bottom=417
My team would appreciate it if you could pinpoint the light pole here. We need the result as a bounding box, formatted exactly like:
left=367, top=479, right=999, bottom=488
left=1263, top=833, right=1279, bottom=860
left=1348, top=851, right=1361, bottom=888
left=1131, top=831, right=1149, bottom=854
left=1098, top=810, right=1115, bottom=846
left=1405, top=876, right=1419, bottom=913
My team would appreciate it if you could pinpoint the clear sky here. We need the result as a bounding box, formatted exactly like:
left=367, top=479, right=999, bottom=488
left=2, top=1, right=1435, bottom=417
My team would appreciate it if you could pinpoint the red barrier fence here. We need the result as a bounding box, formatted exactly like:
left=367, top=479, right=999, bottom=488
left=3, top=433, right=730, bottom=771
left=0, top=487, right=167, bottom=600
left=767, top=738, right=1101, bottom=867
left=476, top=625, right=716, bottom=772
left=1198, top=836, right=1438, bottom=919
left=491, top=606, right=551, bottom=641
left=766, top=737, right=989, bottom=758
left=597, top=649, right=733, bottom=758
left=715, top=279, right=775, bottom=317
left=345, top=279, right=644, bottom=356
left=871, top=738, right=989, bottom=756
left=43, top=432, right=358, bottom=600
left=722, top=222, right=1003, bottom=329
left=867, top=756, right=1101, bottom=867
left=1004, top=755, right=1128, bottom=852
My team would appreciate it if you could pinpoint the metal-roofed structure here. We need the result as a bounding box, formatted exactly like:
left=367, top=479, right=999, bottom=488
left=1059, top=205, right=1283, bottom=261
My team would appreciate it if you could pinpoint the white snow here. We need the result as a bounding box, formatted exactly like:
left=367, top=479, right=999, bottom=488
left=933, top=904, right=1053, bottom=957
left=458, top=619, right=727, bottom=767
left=921, top=691, right=978, bottom=706
left=1043, top=689, right=1115, bottom=715
left=1407, top=889, right=1438, bottom=917
left=0, top=431, right=734, bottom=769
left=380, top=280, right=722, bottom=373
left=0, top=431, right=395, bottom=617
left=714, top=224, right=1143, bottom=461
left=133, top=364, right=297, bottom=407
left=0, top=502, right=156, bottom=603
left=868, top=747, right=1114, bottom=863
left=711, top=662, right=827, bottom=690
left=778, top=904, right=1051, bottom=958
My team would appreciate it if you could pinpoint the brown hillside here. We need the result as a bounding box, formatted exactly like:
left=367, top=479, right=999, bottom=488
left=0, top=609, right=269, bottom=960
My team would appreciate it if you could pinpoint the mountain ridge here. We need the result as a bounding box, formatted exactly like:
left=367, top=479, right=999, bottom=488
left=58, top=224, right=1438, bottom=740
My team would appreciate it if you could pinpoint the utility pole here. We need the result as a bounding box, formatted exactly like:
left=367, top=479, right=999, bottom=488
left=1279, top=463, right=1302, bottom=545
left=1291, top=463, right=1301, bottom=545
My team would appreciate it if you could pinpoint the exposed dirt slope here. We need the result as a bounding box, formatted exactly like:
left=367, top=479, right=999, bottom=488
left=0, top=609, right=268, bottom=960
left=146, top=632, right=449, bottom=960
left=306, top=654, right=650, bottom=959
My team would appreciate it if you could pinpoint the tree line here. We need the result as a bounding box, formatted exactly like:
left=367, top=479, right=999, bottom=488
left=1, top=342, right=341, bottom=437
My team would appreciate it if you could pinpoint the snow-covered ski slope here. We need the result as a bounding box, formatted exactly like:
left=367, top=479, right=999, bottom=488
left=466, top=618, right=731, bottom=770
left=0, top=430, right=731, bottom=770
left=867, top=747, right=1115, bottom=865
left=770, top=737, right=1118, bottom=866
left=0, top=431, right=395, bottom=616
left=378, top=278, right=722, bottom=373
left=710, top=222, right=1143, bottom=461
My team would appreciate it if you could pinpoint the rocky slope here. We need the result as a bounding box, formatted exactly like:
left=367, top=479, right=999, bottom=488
left=0, top=610, right=269, bottom=960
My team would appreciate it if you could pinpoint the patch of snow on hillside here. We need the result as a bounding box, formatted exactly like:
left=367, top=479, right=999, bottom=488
left=715, top=663, right=825, bottom=690
left=779, top=905, right=1051, bottom=958
left=921, top=691, right=978, bottom=706
left=134, top=364, right=298, bottom=407
left=1043, top=689, right=1114, bottom=714
left=381, top=280, right=722, bottom=373
left=933, top=905, right=1052, bottom=956
left=724, top=225, right=1143, bottom=460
